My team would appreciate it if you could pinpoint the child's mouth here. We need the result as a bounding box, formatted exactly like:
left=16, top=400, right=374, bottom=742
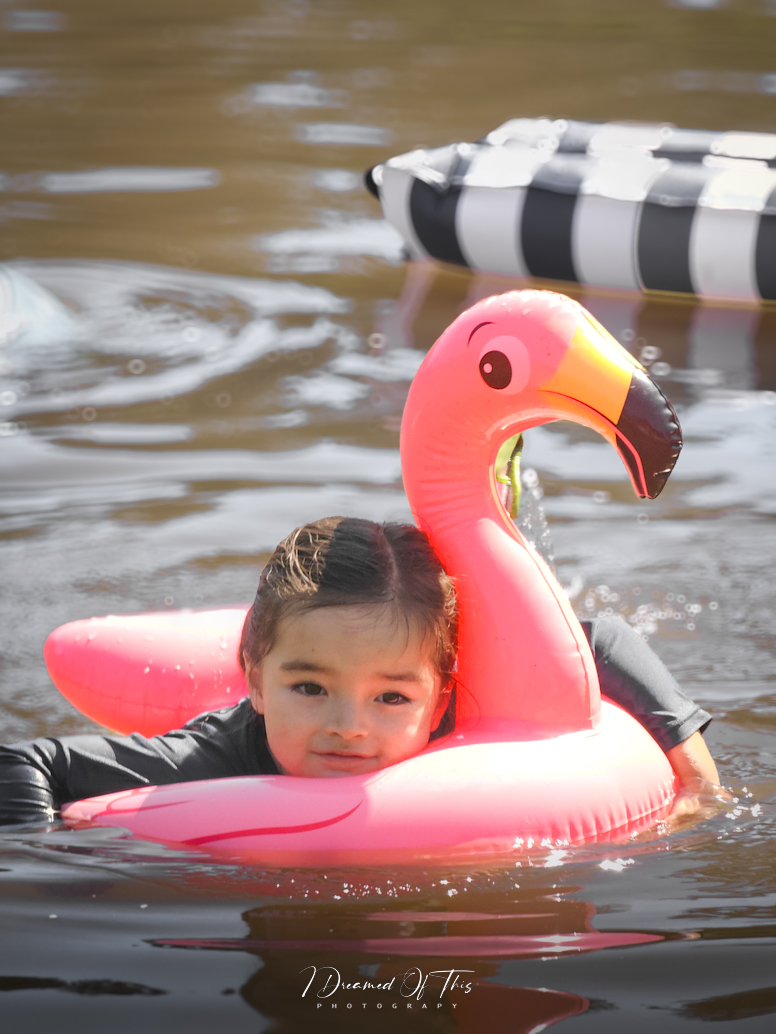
left=314, top=751, right=375, bottom=767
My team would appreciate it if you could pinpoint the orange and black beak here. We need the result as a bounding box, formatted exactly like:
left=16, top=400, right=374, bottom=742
left=538, top=313, right=682, bottom=500
left=613, top=366, right=682, bottom=499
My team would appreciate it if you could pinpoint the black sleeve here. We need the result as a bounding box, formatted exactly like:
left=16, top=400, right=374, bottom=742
left=583, top=616, right=712, bottom=752
left=0, top=698, right=278, bottom=827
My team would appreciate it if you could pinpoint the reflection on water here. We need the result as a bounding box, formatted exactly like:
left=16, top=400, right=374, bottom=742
left=1, top=0, right=776, bottom=1029
left=0, top=804, right=771, bottom=1031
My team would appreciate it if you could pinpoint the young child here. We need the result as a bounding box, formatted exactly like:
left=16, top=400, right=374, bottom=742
left=0, top=516, right=718, bottom=826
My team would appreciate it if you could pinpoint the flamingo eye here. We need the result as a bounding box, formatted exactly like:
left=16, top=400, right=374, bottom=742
left=479, top=350, right=512, bottom=389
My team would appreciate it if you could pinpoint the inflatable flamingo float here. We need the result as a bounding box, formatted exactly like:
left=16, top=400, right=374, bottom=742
left=55, top=290, right=683, bottom=863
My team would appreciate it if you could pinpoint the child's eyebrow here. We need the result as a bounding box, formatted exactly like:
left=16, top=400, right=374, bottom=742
left=279, top=660, right=332, bottom=674
left=279, top=662, right=422, bottom=683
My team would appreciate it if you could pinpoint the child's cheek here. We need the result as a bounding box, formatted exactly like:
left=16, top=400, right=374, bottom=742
left=263, top=705, right=308, bottom=776
left=382, top=708, right=433, bottom=763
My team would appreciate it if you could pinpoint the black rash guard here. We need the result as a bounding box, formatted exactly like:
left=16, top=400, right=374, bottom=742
left=0, top=617, right=711, bottom=826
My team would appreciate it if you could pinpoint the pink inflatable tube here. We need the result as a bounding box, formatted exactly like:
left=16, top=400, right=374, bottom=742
left=55, top=290, right=683, bottom=864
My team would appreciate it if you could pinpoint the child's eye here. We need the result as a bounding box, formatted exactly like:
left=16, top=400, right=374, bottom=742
left=377, top=691, right=410, bottom=706
left=292, top=682, right=326, bottom=697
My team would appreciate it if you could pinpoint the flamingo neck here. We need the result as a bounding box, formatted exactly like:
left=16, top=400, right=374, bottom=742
left=403, top=417, right=600, bottom=737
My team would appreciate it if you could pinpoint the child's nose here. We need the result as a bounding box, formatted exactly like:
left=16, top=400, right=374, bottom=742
left=326, top=699, right=368, bottom=740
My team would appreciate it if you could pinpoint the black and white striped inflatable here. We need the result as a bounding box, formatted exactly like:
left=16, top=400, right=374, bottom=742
left=367, top=118, right=776, bottom=302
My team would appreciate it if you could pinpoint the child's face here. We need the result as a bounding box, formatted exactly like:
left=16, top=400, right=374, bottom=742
left=245, top=604, right=448, bottom=778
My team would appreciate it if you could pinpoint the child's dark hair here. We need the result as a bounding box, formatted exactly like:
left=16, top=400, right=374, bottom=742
left=239, top=517, right=458, bottom=731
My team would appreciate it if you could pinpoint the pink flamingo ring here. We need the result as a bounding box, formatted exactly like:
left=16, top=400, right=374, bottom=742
left=55, top=290, right=682, bottom=864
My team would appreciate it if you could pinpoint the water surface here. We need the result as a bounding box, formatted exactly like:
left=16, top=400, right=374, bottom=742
left=1, top=1, right=775, bottom=1030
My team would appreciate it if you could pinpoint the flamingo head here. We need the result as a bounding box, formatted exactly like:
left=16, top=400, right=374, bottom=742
left=401, top=290, right=682, bottom=511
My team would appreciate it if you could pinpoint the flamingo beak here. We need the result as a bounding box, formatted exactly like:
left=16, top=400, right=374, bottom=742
left=539, top=314, right=682, bottom=500
left=612, top=365, right=683, bottom=499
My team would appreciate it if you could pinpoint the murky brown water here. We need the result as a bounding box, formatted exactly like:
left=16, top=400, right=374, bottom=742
left=1, top=1, right=775, bottom=1031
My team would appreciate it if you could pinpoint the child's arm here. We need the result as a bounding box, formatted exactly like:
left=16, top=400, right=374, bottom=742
left=665, top=731, right=721, bottom=817
left=583, top=617, right=720, bottom=800
left=0, top=699, right=277, bottom=826
left=665, top=730, right=719, bottom=784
